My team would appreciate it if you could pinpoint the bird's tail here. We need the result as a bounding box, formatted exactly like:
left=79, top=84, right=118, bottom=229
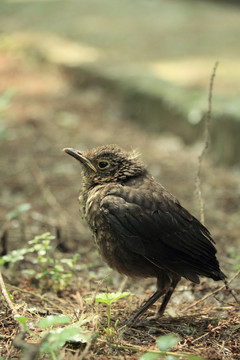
left=211, top=269, right=227, bottom=281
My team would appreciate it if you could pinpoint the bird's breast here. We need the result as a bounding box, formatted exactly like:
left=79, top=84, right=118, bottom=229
left=79, top=185, right=158, bottom=278
left=79, top=185, right=112, bottom=246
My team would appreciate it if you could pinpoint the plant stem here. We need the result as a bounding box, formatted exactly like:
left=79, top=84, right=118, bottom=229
left=107, top=304, right=111, bottom=333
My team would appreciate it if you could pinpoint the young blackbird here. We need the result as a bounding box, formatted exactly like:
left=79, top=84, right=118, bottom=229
left=63, top=144, right=226, bottom=325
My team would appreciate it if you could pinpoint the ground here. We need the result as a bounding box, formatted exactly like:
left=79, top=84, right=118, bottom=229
left=0, top=50, right=239, bottom=360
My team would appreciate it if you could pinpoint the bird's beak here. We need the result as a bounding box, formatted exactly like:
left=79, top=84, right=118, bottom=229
left=63, top=148, right=97, bottom=173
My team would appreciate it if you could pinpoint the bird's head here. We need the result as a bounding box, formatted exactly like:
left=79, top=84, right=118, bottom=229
left=63, top=144, right=146, bottom=187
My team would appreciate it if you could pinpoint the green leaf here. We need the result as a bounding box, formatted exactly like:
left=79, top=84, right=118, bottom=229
left=14, top=316, right=28, bottom=326
left=38, top=315, right=71, bottom=328
left=157, top=334, right=179, bottom=352
left=22, top=269, right=36, bottom=276
left=0, top=258, right=6, bottom=265
left=28, top=232, right=55, bottom=245
left=40, top=327, right=84, bottom=353
left=53, top=264, right=64, bottom=272
left=2, top=248, right=28, bottom=263
left=60, top=258, right=73, bottom=266
left=6, top=203, right=31, bottom=220
left=91, top=291, right=131, bottom=305
left=72, top=253, right=80, bottom=263
left=35, top=269, right=48, bottom=279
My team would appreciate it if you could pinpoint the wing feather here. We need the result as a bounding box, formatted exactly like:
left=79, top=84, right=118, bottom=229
left=100, top=188, right=225, bottom=282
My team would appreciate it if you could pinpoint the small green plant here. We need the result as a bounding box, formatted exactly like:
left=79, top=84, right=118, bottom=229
left=0, top=232, right=79, bottom=291
left=88, top=291, right=130, bottom=338
left=14, top=314, right=90, bottom=360
left=140, top=333, right=205, bottom=360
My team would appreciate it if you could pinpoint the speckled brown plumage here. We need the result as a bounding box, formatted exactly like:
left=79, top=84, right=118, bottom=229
left=63, top=144, right=226, bottom=325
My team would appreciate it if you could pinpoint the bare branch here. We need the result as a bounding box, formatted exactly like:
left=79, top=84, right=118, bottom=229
left=0, top=271, right=18, bottom=316
left=195, top=61, right=219, bottom=224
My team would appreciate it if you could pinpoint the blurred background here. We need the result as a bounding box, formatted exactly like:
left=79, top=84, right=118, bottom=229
left=1, top=0, right=240, bottom=163
left=0, top=0, right=239, bottom=297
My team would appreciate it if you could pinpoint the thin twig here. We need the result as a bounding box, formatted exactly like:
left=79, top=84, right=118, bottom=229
left=0, top=271, right=18, bottom=316
left=191, top=322, right=225, bottom=344
left=179, top=270, right=240, bottom=313
left=195, top=61, right=219, bottom=224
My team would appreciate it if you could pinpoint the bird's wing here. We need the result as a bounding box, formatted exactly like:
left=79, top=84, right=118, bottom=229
left=100, top=189, right=223, bottom=283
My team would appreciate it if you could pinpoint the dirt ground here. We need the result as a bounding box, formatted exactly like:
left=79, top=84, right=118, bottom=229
left=0, top=50, right=240, bottom=359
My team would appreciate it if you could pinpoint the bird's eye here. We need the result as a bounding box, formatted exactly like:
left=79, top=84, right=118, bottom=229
left=97, top=160, right=110, bottom=170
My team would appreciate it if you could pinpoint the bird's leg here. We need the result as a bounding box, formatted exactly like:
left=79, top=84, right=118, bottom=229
left=158, top=276, right=181, bottom=316
left=124, top=288, right=166, bottom=327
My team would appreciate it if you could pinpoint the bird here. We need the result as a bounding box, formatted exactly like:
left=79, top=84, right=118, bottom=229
left=63, top=144, right=226, bottom=326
